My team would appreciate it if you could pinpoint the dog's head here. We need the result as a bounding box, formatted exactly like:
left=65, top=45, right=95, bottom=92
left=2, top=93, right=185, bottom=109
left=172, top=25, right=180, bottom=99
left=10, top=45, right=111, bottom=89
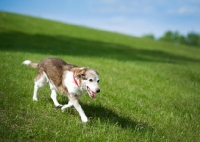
left=73, top=67, right=100, bottom=98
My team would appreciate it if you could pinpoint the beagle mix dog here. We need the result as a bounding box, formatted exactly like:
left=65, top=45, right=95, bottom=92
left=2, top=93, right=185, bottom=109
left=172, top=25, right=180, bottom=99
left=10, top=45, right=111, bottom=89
left=23, top=58, right=100, bottom=122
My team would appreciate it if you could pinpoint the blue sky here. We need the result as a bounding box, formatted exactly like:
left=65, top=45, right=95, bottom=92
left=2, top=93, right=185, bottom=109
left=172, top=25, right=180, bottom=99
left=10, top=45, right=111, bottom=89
left=0, top=0, right=200, bottom=37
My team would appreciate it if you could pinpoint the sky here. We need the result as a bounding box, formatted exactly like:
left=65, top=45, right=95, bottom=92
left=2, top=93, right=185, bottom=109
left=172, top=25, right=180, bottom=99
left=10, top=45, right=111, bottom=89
left=0, top=0, right=200, bottom=38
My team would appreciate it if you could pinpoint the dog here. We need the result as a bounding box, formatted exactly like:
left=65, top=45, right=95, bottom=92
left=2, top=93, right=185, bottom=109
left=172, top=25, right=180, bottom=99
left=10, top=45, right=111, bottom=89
left=22, top=57, right=100, bottom=122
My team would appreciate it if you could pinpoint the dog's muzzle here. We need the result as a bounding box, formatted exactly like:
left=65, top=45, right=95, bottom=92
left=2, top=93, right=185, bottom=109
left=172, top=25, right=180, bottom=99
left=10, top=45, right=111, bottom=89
left=87, top=87, right=100, bottom=98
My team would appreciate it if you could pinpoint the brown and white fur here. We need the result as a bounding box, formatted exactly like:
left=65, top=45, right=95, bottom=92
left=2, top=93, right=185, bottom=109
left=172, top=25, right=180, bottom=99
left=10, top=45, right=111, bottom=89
left=22, top=58, right=100, bottom=123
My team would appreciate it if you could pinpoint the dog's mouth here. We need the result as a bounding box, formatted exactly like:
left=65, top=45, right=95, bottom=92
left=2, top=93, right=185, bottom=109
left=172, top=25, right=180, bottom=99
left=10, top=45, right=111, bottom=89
left=87, top=86, right=96, bottom=98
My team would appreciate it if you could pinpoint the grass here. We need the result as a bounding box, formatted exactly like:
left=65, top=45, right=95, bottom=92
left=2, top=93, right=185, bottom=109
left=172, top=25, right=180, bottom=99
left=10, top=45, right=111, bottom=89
left=0, top=11, right=200, bottom=141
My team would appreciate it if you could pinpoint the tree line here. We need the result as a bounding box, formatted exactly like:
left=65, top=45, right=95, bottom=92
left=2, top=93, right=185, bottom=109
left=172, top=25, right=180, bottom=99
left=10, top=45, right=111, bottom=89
left=143, top=31, right=200, bottom=47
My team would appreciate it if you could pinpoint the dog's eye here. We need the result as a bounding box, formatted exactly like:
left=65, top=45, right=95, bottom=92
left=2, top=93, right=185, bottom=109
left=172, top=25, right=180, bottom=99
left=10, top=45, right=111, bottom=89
left=89, top=79, right=93, bottom=82
left=97, top=80, right=100, bottom=83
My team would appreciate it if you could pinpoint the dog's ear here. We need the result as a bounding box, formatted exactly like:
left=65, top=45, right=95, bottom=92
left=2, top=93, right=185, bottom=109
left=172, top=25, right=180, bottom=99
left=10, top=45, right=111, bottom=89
left=73, top=68, right=87, bottom=79
left=95, top=70, right=99, bottom=75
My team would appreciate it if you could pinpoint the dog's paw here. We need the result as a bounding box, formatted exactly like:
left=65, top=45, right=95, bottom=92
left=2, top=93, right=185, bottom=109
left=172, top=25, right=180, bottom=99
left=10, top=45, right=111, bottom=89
left=56, top=104, right=63, bottom=107
left=33, top=98, right=38, bottom=101
left=81, top=116, right=88, bottom=123
left=61, top=106, right=67, bottom=112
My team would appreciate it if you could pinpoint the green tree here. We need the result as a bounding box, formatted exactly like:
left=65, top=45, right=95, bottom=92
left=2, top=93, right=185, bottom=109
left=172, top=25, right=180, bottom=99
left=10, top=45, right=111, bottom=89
left=186, top=32, right=200, bottom=46
left=179, top=35, right=187, bottom=45
left=159, top=31, right=174, bottom=42
left=159, top=31, right=200, bottom=47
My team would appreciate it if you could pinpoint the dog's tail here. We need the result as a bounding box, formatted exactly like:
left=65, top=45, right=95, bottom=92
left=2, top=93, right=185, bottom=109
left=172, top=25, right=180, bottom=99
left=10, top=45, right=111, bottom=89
left=22, top=60, right=38, bottom=68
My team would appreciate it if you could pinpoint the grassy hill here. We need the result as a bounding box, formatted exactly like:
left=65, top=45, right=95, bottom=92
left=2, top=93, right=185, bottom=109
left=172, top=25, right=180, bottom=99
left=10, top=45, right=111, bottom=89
left=0, top=11, right=200, bottom=141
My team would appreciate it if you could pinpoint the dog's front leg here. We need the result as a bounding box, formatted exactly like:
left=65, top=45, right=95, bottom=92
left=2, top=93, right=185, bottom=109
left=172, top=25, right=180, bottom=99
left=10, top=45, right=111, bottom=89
left=49, top=83, right=62, bottom=107
left=69, top=95, right=88, bottom=123
left=50, top=89, right=63, bottom=107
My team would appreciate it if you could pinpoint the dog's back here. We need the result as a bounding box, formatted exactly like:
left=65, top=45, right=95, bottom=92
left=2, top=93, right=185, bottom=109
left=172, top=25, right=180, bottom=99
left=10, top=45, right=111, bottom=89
left=38, top=58, right=72, bottom=87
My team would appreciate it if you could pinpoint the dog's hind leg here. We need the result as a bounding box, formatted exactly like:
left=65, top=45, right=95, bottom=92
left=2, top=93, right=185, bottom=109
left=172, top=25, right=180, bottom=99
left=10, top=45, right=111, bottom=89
left=33, top=84, right=39, bottom=101
left=33, top=73, right=47, bottom=101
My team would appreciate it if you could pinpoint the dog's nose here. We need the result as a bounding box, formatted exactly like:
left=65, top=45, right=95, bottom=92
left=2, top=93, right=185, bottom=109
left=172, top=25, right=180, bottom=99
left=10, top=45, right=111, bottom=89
left=96, top=88, right=100, bottom=93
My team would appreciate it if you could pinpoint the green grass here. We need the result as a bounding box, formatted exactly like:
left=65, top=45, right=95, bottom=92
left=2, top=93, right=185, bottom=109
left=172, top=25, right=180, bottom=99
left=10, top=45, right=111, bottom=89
left=0, top=11, right=200, bottom=142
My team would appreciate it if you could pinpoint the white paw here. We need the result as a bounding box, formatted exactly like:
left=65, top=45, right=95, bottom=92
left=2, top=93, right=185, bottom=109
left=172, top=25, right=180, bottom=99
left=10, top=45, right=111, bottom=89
left=81, top=116, right=88, bottom=123
left=61, top=106, right=67, bottom=112
left=33, top=97, right=38, bottom=101
left=55, top=104, right=63, bottom=107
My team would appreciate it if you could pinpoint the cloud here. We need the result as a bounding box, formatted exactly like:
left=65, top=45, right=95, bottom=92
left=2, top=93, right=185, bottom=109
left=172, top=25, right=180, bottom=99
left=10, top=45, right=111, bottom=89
left=167, top=6, right=200, bottom=15
left=91, top=6, right=136, bottom=14
left=89, top=0, right=157, bottom=15
left=178, top=7, right=200, bottom=15
left=99, top=0, right=119, bottom=4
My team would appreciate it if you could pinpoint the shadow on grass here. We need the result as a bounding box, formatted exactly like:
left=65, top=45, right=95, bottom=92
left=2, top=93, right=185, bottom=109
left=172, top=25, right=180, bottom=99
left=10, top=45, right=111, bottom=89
left=57, top=97, right=152, bottom=132
left=83, top=103, right=153, bottom=132
left=47, top=97, right=153, bottom=133
left=0, top=31, right=199, bottom=63
left=60, top=101, right=153, bottom=132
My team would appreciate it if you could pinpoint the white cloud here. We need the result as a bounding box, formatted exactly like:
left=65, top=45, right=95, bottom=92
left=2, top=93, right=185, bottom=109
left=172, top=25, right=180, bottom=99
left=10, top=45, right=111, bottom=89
left=99, top=0, right=119, bottom=4
left=91, top=6, right=136, bottom=14
left=178, top=7, right=200, bottom=14
left=89, top=0, right=159, bottom=15
left=167, top=6, right=200, bottom=15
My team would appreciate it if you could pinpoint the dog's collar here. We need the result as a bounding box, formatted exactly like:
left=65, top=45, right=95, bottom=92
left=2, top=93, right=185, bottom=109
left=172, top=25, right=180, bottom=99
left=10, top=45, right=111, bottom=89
left=73, top=74, right=79, bottom=86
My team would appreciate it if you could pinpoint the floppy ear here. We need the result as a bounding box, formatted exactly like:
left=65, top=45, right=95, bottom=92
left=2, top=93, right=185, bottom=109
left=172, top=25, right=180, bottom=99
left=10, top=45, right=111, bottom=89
left=73, top=68, right=87, bottom=79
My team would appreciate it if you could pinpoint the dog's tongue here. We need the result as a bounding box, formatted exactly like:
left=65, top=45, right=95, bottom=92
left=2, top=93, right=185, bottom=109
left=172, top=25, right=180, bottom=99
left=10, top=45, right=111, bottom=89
left=87, top=87, right=96, bottom=98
